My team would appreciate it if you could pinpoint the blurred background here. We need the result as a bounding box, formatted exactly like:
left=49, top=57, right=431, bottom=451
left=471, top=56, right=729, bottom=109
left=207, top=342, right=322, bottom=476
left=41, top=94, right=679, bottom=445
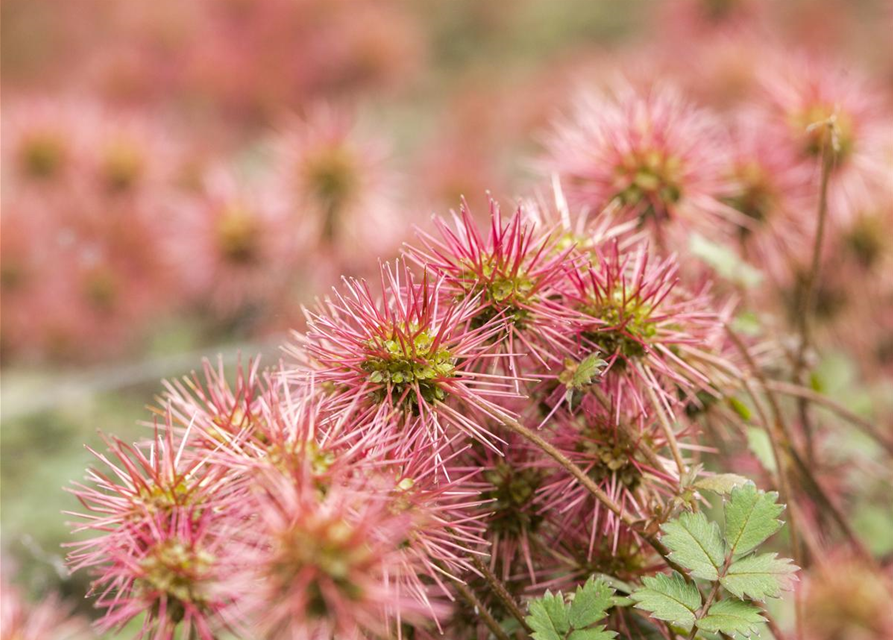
left=2, top=0, right=893, bottom=636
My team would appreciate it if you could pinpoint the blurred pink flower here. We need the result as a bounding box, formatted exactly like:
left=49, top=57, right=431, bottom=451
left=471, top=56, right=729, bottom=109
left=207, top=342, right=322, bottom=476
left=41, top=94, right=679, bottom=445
left=165, top=165, right=306, bottom=314
left=758, top=54, right=893, bottom=224
left=0, top=577, right=93, bottom=640
left=229, top=471, right=438, bottom=639
left=270, top=105, right=400, bottom=273
left=542, top=83, right=739, bottom=249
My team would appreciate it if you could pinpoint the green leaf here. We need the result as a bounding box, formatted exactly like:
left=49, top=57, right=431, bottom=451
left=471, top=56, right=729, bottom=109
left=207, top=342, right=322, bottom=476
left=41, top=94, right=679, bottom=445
left=696, top=599, right=765, bottom=636
left=569, top=576, right=615, bottom=628
left=745, top=427, right=777, bottom=474
left=660, top=512, right=726, bottom=580
left=728, top=397, right=752, bottom=421
left=630, top=572, right=701, bottom=630
left=721, top=553, right=798, bottom=601
left=527, top=579, right=617, bottom=640
left=568, top=628, right=616, bottom=640
left=724, top=483, right=784, bottom=556
left=527, top=591, right=570, bottom=640
left=694, top=473, right=750, bottom=496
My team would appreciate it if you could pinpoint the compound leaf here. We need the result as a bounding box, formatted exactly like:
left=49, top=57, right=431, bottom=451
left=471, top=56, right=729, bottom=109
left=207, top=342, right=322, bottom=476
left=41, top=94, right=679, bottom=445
left=696, top=599, right=765, bottom=637
left=630, top=572, right=701, bottom=630
left=724, top=483, right=784, bottom=556
left=528, top=578, right=617, bottom=640
left=569, top=576, right=615, bottom=629
left=661, top=511, right=726, bottom=580
left=528, top=591, right=569, bottom=640
left=721, top=553, right=798, bottom=601
left=567, top=628, right=616, bottom=640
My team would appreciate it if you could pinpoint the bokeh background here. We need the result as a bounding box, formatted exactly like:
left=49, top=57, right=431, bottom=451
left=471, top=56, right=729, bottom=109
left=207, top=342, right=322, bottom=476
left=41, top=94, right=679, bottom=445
left=2, top=0, right=893, bottom=636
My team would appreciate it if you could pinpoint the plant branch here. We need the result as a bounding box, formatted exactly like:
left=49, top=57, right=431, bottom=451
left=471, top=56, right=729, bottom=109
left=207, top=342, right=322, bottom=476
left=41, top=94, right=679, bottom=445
left=766, top=380, right=893, bottom=456
left=449, top=572, right=512, bottom=640
left=640, top=375, right=687, bottom=477
left=686, top=555, right=733, bottom=640
left=470, top=556, right=533, bottom=634
left=792, top=119, right=836, bottom=463
left=724, top=327, right=806, bottom=640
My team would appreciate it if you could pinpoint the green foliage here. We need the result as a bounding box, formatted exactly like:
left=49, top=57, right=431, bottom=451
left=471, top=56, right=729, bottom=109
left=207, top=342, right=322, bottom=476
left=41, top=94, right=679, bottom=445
left=527, top=577, right=617, bottom=640
left=661, top=512, right=725, bottom=581
left=745, top=427, right=777, bottom=474
left=559, top=354, right=607, bottom=407
left=721, top=553, right=798, bottom=600
left=630, top=572, right=700, bottom=630
left=724, top=483, right=785, bottom=557
left=630, top=482, right=797, bottom=638
left=696, top=599, right=764, bottom=636
left=362, top=328, right=457, bottom=409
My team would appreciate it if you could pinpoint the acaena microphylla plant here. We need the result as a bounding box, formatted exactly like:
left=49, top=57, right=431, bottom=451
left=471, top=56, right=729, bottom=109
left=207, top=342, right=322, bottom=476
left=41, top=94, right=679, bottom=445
left=757, top=55, right=893, bottom=224
left=538, top=394, right=680, bottom=559
left=406, top=199, right=581, bottom=373
left=63, top=194, right=818, bottom=640
left=65, top=419, right=243, bottom=639
left=289, top=259, right=524, bottom=454
left=558, top=239, right=740, bottom=419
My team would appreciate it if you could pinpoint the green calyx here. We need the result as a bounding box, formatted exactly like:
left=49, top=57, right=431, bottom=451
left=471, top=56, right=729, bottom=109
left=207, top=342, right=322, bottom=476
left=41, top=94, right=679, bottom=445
left=20, top=132, right=67, bottom=180
left=362, top=327, right=457, bottom=410
left=724, top=161, right=775, bottom=235
left=582, top=292, right=657, bottom=364
left=459, top=257, right=536, bottom=330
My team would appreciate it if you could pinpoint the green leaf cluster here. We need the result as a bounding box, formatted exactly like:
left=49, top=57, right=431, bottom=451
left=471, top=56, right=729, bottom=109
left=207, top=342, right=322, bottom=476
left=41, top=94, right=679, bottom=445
left=630, top=482, right=797, bottom=638
left=526, top=577, right=617, bottom=640
left=559, top=354, right=607, bottom=406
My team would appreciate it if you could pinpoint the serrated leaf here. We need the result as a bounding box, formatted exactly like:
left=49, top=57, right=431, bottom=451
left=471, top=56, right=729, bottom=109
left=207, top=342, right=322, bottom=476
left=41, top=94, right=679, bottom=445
left=696, top=599, right=765, bottom=636
left=660, top=512, right=726, bottom=580
left=527, top=591, right=570, bottom=640
left=724, top=483, right=784, bottom=556
left=721, top=553, right=798, bottom=601
left=568, top=627, right=616, bottom=640
left=560, top=354, right=606, bottom=392
left=569, top=577, right=614, bottom=628
left=694, top=473, right=750, bottom=496
left=630, top=572, right=701, bottom=630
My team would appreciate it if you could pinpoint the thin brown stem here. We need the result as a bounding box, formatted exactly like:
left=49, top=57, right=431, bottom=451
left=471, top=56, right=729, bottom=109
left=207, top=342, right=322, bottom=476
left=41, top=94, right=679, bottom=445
left=687, top=555, right=733, bottom=640
left=766, top=380, right=893, bottom=456
left=641, top=376, right=687, bottom=476
left=763, top=608, right=789, bottom=640
left=724, top=326, right=806, bottom=640
left=450, top=574, right=512, bottom=640
left=471, top=556, right=533, bottom=634
left=792, top=119, right=836, bottom=463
